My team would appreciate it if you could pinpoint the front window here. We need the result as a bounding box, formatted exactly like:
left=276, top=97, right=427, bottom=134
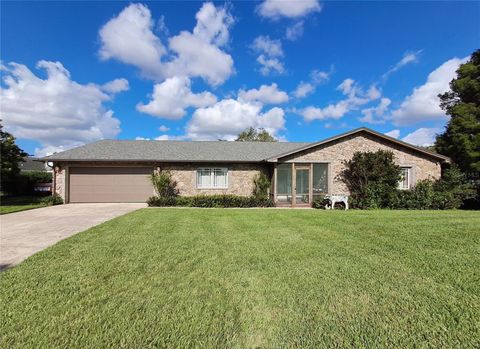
left=197, top=168, right=228, bottom=189
left=399, top=167, right=410, bottom=189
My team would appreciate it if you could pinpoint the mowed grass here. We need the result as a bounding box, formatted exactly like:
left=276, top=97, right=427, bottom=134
left=0, top=196, right=46, bottom=215
left=1, top=209, right=479, bottom=348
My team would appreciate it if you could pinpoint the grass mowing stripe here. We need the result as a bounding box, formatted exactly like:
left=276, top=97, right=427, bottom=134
left=1, top=209, right=479, bottom=348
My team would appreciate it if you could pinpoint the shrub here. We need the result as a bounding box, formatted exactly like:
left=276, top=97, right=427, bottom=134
left=252, top=172, right=271, bottom=199
left=340, top=150, right=402, bottom=209
left=432, top=166, right=476, bottom=209
left=7, top=171, right=52, bottom=196
left=387, top=167, right=475, bottom=210
left=150, top=171, right=178, bottom=197
left=147, top=194, right=274, bottom=208
left=40, top=194, right=63, bottom=206
left=312, top=197, right=329, bottom=209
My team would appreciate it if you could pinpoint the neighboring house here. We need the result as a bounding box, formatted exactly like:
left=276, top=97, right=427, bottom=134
left=41, top=128, right=449, bottom=206
left=19, top=157, right=52, bottom=173
left=20, top=157, right=53, bottom=193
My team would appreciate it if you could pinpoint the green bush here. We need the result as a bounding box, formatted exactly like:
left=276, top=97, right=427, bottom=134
left=147, top=194, right=274, bottom=208
left=312, top=198, right=329, bottom=209
left=40, top=194, right=63, bottom=206
left=340, top=151, right=474, bottom=210
left=8, top=171, right=52, bottom=196
left=252, top=172, right=271, bottom=199
left=387, top=167, right=475, bottom=210
left=150, top=171, right=178, bottom=197
left=340, top=150, right=402, bottom=209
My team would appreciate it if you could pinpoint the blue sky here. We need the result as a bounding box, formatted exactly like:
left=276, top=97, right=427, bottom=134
left=1, top=0, right=479, bottom=155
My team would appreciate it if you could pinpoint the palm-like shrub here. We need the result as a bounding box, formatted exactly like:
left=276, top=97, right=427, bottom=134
left=252, top=172, right=271, bottom=199
left=150, top=170, right=178, bottom=197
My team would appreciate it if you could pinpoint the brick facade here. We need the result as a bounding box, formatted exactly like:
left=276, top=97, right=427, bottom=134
left=53, top=162, right=269, bottom=202
left=278, top=133, right=442, bottom=195
left=52, top=132, right=444, bottom=202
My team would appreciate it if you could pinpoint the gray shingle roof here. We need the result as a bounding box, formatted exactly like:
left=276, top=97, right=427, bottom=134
left=20, top=157, right=48, bottom=171
left=40, top=128, right=449, bottom=163
left=42, top=140, right=311, bottom=162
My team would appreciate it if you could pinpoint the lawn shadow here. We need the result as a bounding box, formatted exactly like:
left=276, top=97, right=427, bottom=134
left=0, top=263, right=12, bottom=272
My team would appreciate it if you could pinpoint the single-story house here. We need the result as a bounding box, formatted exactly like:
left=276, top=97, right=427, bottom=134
left=20, top=157, right=52, bottom=173
left=41, top=127, right=449, bottom=207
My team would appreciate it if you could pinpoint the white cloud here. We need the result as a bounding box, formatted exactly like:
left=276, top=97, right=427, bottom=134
left=238, top=83, right=289, bottom=104
left=256, top=55, right=285, bottom=75
left=136, top=134, right=172, bottom=141
left=298, top=79, right=381, bottom=121
left=99, top=3, right=167, bottom=79
left=137, top=76, right=217, bottom=119
left=102, top=78, right=129, bottom=93
left=293, top=68, right=331, bottom=98
left=293, top=82, right=315, bottom=98
left=186, top=99, right=285, bottom=140
left=385, top=129, right=400, bottom=139
left=251, top=36, right=285, bottom=75
left=156, top=15, right=170, bottom=36
left=390, top=57, right=468, bottom=126
left=1, top=61, right=122, bottom=156
left=193, top=2, right=233, bottom=46
left=300, top=103, right=349, bottom=121
left=165, top=31, right=234, bottom=86
left=311, top=69, right=330, bottom=84
left=99, top=2, right=234, bottom=86
left=258, top=0, right=322, bottom=19
left=158, top=125, right=170, bottom=132
left=337, top=78, right=355, bottom=94
left=360, top=97, right=391, bottom=124
left=164, top=2, right=235, bottom=85
left=285, top=21, right=304, bottom=41
left=251, top=35, right=283, bottom=57
left=402, top=127, right=441, bottom=146
left=383, top=50, right=422, bottom=79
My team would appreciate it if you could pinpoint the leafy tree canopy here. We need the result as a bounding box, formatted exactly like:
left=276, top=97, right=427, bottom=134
left=435, top=49, right=480, bottom=176
left=1, top=122, right=28, bottom=193
left=235, top=127, right=277, bottom=142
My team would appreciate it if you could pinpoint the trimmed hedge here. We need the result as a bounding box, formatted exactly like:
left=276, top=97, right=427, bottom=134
left=147, top=194, right=274, bottom=208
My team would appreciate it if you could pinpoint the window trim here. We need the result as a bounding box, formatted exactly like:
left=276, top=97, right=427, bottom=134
left=196, top=167, right=229, bottom=189
left=399, top=167, right=411, bottom=190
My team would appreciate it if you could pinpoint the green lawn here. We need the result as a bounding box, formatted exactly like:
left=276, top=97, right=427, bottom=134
left=0, top=196, right=46, bottom=215
left=1, top=209, right=479, bottom=348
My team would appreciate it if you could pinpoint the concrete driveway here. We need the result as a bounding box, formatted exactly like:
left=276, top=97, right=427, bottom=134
left=0, top=203, right=146, bottom=270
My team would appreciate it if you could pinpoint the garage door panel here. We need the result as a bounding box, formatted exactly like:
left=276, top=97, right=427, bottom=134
left=69, top=167, right=153, bottom=203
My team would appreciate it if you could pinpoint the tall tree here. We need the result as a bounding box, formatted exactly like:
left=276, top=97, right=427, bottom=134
left=1, top=122, right=28, bottom=193
left=235, top=127, right=277, bottom=142
left=435, top=49, right=480, bottom=177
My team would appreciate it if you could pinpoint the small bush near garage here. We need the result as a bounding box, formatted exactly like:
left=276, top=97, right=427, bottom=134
left=150, top=170, right=179, bottom=197
left=40, top=194, right=63, bottom=206
left=147, top=194, right=274, bottom=208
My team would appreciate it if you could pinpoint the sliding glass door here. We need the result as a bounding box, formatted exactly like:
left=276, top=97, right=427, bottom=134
left=276, top=162, right=329, bottom=207
left=295, top=167, right=310, bottom=205
left=276, top=163, right=292, bottom=204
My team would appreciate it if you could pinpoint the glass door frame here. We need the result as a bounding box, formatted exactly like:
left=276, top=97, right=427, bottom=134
left=293, top=163, right=313, bottom=207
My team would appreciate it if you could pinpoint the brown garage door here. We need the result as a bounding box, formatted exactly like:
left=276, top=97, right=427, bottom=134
left=69, top=167, right=153, bottom=203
